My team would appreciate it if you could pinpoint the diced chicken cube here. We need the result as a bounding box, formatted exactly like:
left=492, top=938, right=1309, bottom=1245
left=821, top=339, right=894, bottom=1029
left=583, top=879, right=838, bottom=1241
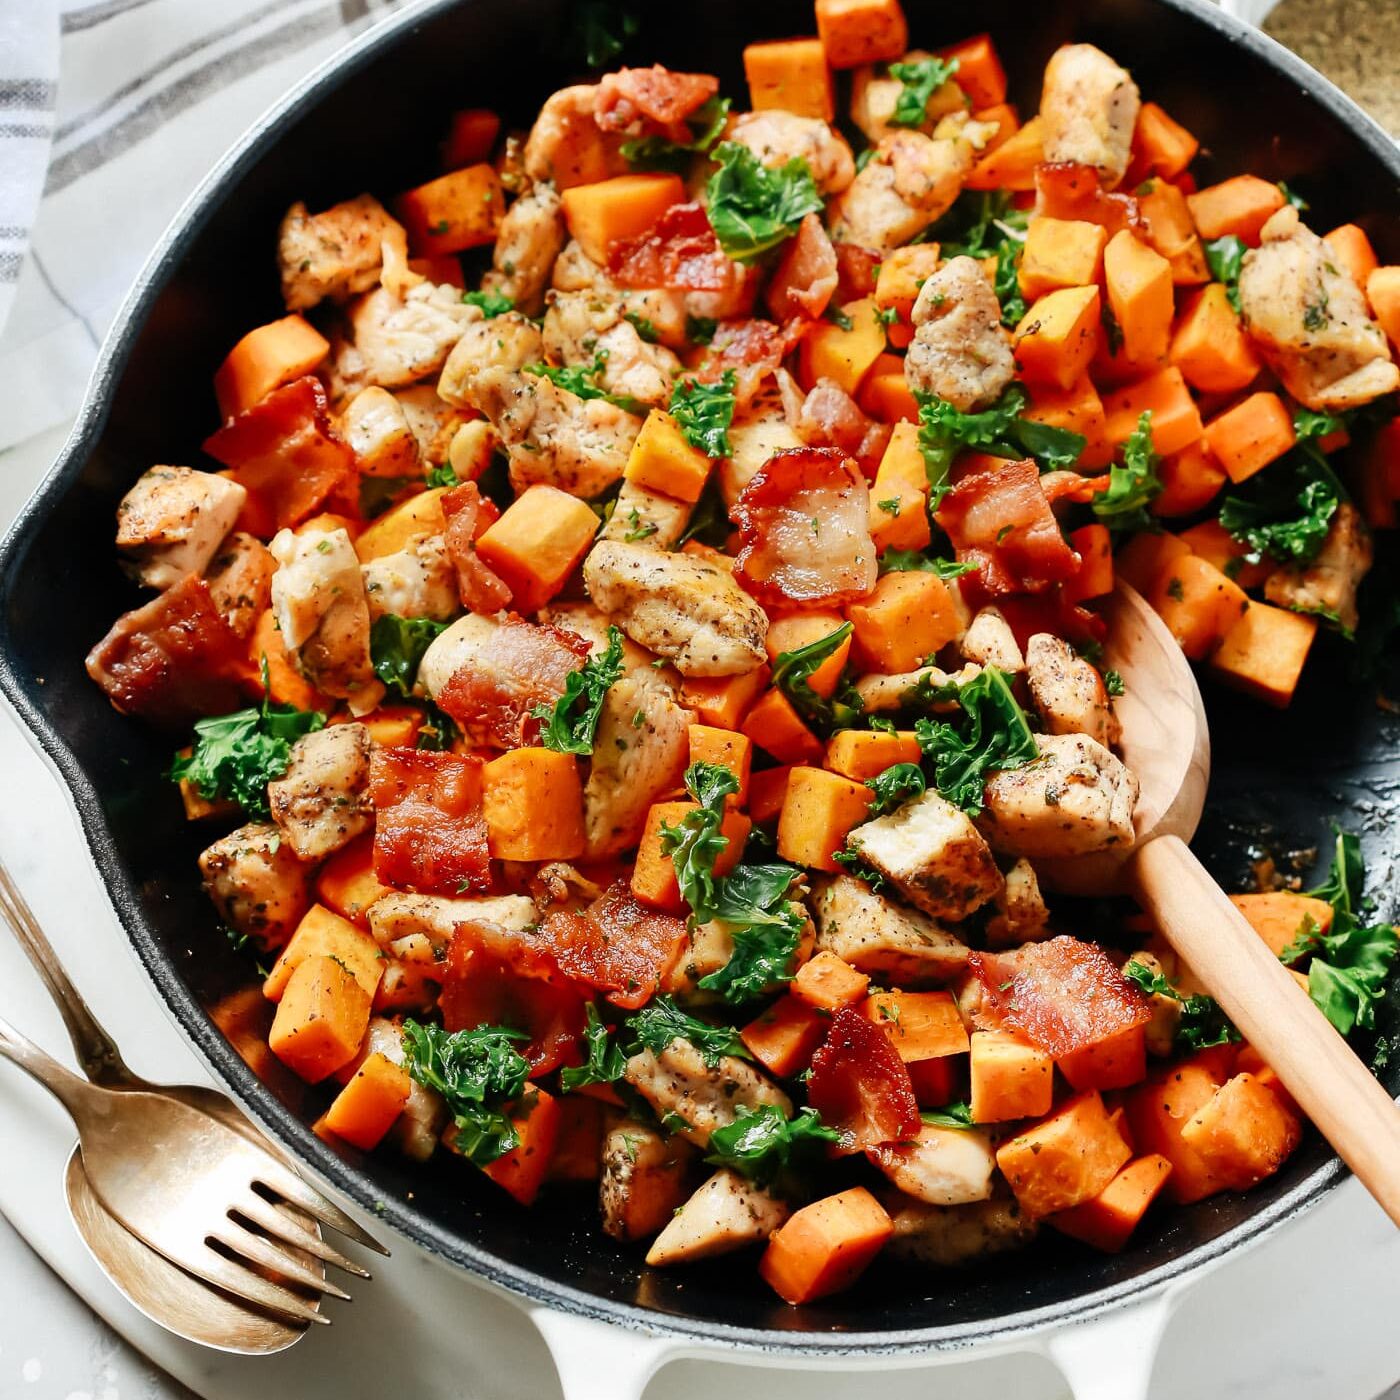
left=961, top=606, right=1024, bottom=673
left=1039, top=43, right=1140, bottom=188
left=115, top=466, right=247, bottom=591
left=645, top=1168, right=789, bottom=1265
left=810, top=874, right=970, bottom=984
left=584, top=670, right=693, bottom=857
left=394, top=385, right=472, bottom=462
left=868, top=1123, right=996, bottom=1206
left=479, top=181, right=568, bottom=315
left=333, top=281, right=479, bottom=394
left=361, top=533, right=459, bottom=622
left=542, top=290, right=682, bottom=408
left=198, top=822, right=314, bottom=950
left=720, top=405, right=805, bottom=506
left=551, top=239, right=691, bottom=347
left=728, top=110, right=856, bottom=195
left=886, top=1191, right=1039, bottom=1266
left=622, top=1040, right=791, bottom=1148
left=600, top=1119, right=695, bottom=1242
left=523, top=84, right=631, bottom=190
left=1122, top=951, right=1183, bottom=1056
left=267, top=722, right=373, bottom=861
left=341, top=386, right=421, bottom=477
left=904, top=256, right=1016, bottom=412
left=1024, top=633, right=1118, bottom=748
left=204, top=531, right=274, bottom=640
left=853, top=662, right=981, bottom=715
left=269, top=527, right=381, bottom=710
left=583, top=540, right=768, bottom=676
left=436, top=311, right=545, bottom=414
left=850, top=53, right=968, bottom=144
left=368, top=891, right=538, bottom=952
left=598, top=478, right=694, bottom=550
left=985, top=858, right=1052, bottom=947
left=846, top=789, right=1004, bottom=920
left=978, top=732, right=1138, bottom=858
left=1239, top=207, right=1399, bottom=411
left=278, top=195, right=408, bottom=312
left=1263, top=501, right=1372, bottom=634
left=537, top=600, right=657, bottom=670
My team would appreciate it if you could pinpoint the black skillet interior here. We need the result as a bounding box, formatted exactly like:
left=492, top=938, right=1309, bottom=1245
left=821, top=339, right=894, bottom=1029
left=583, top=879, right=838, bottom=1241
left=1, top=0, right=1398, bottom=1356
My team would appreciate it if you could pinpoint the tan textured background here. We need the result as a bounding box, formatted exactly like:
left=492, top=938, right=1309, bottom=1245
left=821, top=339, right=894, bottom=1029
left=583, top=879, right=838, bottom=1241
left=1265, top=0, right=1400, bottom=136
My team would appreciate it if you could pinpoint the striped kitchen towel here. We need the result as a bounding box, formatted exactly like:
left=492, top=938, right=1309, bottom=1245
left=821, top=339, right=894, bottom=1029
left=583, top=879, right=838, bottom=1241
left=0, top=0, right=408, bottom=458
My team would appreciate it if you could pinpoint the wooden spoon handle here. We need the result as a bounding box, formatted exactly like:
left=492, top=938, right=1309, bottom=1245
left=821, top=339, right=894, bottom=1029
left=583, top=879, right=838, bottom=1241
left=1131, top=833, right=1400, bottom=1228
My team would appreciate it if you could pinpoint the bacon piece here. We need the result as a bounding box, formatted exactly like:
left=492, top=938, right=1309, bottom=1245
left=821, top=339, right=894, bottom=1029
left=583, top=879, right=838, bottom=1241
left=202, top=377, right=355, bottom=533
left=795, top=378, right=892, bottom=477
left=1035, top=162, right=1145, bottom=240
left=369, top=746, right=491, bottom=895
left=696, top=316, right=810, bottom=407
left=440, top=482, right=513, bottom=614
left=733, top=447, right=878, bottom=606
left=991, top=593, right=1107, bottom=652
left=441, top=920, right=586, bottom=1075
left=608, top=201, right=741, bottom=293
left=538, top=879, right=688, bottom=1010
left=436, top=615, right=592, bottom=749
left=595, top=66, right=719, bottom=132
left=806, top=1006, right=921, bottom=1153
left=767, top=213, right=838, bottom=321
left=85, top=573, right=254, bottom=726
left=968, top=935, right=1151, bottom=1057
left=936, top=457, right=1080, bottom=595
left=833, top=242, right=882, bottom=300
left=1040, top=470, right=1113, bottom=505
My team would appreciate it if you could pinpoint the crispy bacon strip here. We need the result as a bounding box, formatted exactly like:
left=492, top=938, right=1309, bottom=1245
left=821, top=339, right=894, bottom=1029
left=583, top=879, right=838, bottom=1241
left=369, top=746, right=491, bottom=895
left=608, top=201, right=742, bottom=293
left=203, top=376, right=354, bottom=533
left=441, top=482, right=512, bottom=614
left=766, top=213, right=838, bottom=321
left=538, top=879, right=688, bottom=1010
left=796, top=378, right=892, bottom=477
left=595, top=65, right=719, bottom=132
left=733, top=446, right=878, bottom=607
left=436, top=615, right=592, bottom=749
left=806, top=1006, right=921, bottom=1153
left=696, top=316, right=809, bottom=406
left=968, top=935, right=1151, bottom=1058
left=1035, top=162, right=1145, bottom=240
left=833, top=242, right=882, bottom=301
left=936, top=456, right=1080, bottom=595
left=85, top=573, right=254, bottom=726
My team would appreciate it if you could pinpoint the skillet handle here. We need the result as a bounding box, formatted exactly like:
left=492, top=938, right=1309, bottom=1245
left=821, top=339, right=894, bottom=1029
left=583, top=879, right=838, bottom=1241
left=529, top=1306, right=687, bottom=1400
left=1040, top=1287, right=1183, bottom=1400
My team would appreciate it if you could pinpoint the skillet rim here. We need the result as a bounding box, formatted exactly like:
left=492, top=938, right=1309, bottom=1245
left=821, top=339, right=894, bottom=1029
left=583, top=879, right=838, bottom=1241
left=0, top=0, right=1396, bottom=1357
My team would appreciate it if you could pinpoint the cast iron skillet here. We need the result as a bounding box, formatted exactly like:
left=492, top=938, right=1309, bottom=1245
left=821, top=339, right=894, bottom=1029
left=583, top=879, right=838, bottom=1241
left=1, top=0, right=1397, bottom=1359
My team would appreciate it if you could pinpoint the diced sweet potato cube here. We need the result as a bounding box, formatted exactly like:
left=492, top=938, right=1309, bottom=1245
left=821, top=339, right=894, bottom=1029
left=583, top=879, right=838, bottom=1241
left=995, top=1090, right=1132, bottom=1217
left=824, top=728, right=920, bottom=781
left=814, top=0, right=908, bottom=68
left=1057, top=1023, right=1148, bottom=1093
left=625, top=409, right=713, bottom=503
left=264, top=904, right=384, bottom=1003
left=793, top=950, right=870, bottom=1010
left=1148, top=554, right=1250, bottom=661
left=776, top=766, right=875, bottom=873
left=744, top=38, right=834, bottom=121
left=742, top=688, right=825, bottom=766
left=396, top=163, right=505, bottom=256
left=863, top=989, right=968, bottom=1064
left=742, top=993, right=828, bottom=1077
left=269, top=955, right=372, bottom=1084
left=482, top=747, right=585, bottom=861
left=1049, top=1152, right=1174, bottom=1252
left=759, top=1186, right=893, bottom=1303
left=320, top=1052, right=411, bottom=1150
left=1179, top=1072, right=1302, bottom=1191
left=474, top=484, right=599, bottom=612
left=847, top=570, right=964, bottom=673
left=1229, top=891, right=1334, bottom=956
left=969, top=1029, right=1053, bottom=1123
left=1209, top=602, right=1317, bottom=708
left=632, top=800, right=749, bottom=911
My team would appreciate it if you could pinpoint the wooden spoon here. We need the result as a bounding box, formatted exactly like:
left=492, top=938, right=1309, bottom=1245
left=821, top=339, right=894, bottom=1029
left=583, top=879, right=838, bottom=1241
left=1043, top=582, right=1400, bottom=1228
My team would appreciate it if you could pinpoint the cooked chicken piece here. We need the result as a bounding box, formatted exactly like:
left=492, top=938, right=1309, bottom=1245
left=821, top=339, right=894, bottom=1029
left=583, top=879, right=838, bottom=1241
left=199, top=822, right=314, bottom=950
left=524, top=83, right=631, bottom=189
left=333, top=281, right=479, bottom=394
left=583, top=540, right=768, bottom=676
left=904, top=255, right=1017, bottom=411
left=1025, top=633, right=1118, bottom=748
left=727, top=110, right=856, bottom=195
left=810, top=875, right=970, bottom=984
left=845, top=789, right=1004, bottom=920
left=600, top=1119, right=695, bottom=1242
left=1263, top=501, right=1372, bottom=634
left=361, top=533, right=459, bottom=622
left=1038, top=44, right=1139, bottom=187
left=850, top=53, right=968, bottom=144
left=368, top=891, right=538, bottom=952
left=886, top=1191, right=1039, bottom=1266
left=978, top=732, right=1138, bottom=858
left=268, top=527, right=381, bottom=711
left=203, top=531, right=274, bottom=640
left=869, top=1123, right=996, bottom=1206
left=622, top=1041, right=791, bottom=1148
left=1239, top=207, right=1400, bottom=410
left=537, top=599, right=657, bottom=671
left=719, top=405, right=805, bottom=506
left=830, top=120, right=987, bottom=253
left=341, top=386, right=420, bottom=477
left=393, top=385, right=471, bottom=463
left=584, top=670, right=693, bottom=857
left=362, top=1016, right=447, bottom=1161
left=645, top=1168, right=789, bottom=1265
left=267, top=723, right=373, bottom=861
left=479, top=181, right=568, bottom=315
left=1122, top=951, right=1183, bottom=1056
left=598, top=478, right=694, bottom=550
left=115, top=466, right=246, bottom=591
left=551, top=239, right=691, bottom=348
left=471, top=367, right=643, bottom=499
left=854, top=661, right=980, bottom=714
left=960, top=606, right=1024, bottom=673
left=436, top=311, right=545, bottom=414
left=985, top=858, right=1052, bottom=947
left=542, top=290, right=683, bottom=407
left=278, top=195, right=408, bottom=312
